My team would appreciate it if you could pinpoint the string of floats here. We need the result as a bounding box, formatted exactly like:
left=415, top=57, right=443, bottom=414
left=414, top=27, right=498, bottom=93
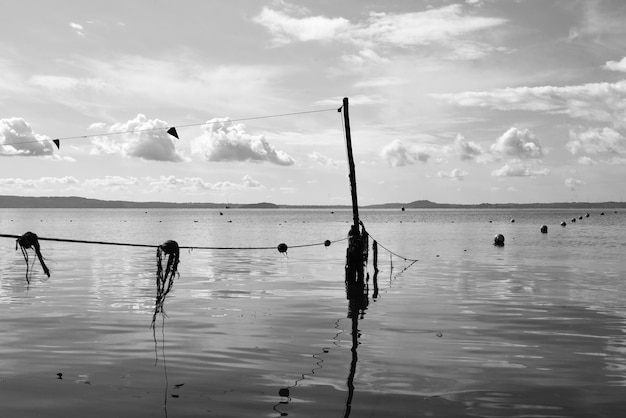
left=0, top=225, right=417, bottom=281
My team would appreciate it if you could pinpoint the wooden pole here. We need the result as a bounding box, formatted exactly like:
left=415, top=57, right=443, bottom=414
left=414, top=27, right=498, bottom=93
left=343, top=97, right=360, bottom=230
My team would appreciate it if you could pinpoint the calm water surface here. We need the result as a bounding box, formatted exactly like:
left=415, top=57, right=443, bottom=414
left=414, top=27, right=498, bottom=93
left=1, top=208, right=626, bottom=417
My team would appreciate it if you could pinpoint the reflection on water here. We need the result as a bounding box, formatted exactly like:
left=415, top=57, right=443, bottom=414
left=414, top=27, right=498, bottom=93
left=1, top=208, right=626, bottom=417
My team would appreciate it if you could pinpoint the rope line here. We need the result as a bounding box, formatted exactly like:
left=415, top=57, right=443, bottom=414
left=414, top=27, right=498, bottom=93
left=0, top=233, right=348, bottom=251
left=363, top=228, right=419, bottom=263
left=1, top=107, right=339, bottom=148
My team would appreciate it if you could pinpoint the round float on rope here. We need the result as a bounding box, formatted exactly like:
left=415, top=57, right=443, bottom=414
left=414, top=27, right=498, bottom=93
left=540, top=225, right=548, bottom=233
left=510, top=219, right=515, bottom=223
left=277, top=243, right=288, bottom=254
left=493, top=234, right=505, bottom=246
left=324, top=240, right=331, bottom=247
left=561, top=221, right=567, bottom=226
left=571, top=218, right=576, bottom=222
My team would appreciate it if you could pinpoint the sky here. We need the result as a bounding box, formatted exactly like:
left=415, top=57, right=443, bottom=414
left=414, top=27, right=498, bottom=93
left=1, top=0, right=626, bottom=205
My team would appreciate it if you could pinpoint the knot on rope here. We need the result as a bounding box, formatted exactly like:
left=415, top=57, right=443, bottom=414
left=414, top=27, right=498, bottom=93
left=151, top=240, right=180, bottom=328
left=16, top=231, right=50, bottom=282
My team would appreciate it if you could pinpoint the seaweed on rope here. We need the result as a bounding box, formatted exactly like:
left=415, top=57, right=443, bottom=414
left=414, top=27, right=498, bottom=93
left=151, top=240, right=180, bottom=330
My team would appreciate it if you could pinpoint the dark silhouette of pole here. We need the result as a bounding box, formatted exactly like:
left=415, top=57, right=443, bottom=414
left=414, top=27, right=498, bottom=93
left=343, top=97, right=360, bottom=230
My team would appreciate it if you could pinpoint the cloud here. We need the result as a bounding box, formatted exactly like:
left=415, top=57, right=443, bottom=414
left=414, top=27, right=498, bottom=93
left=84, top=176, right=140, bottom=190
left=308, top=151, right=341, bottom=167
left=0, top=176, right=79, bottom=190
left=565, top=177, right=585, bottom=190
left=604, top=57, right=626, bottom=72
left=490, top=127, right=544, bottom=159
left=567, top=127, right=626, bottom=155
left=254, top=4, right=507, bottom=60
left=0, top=117, right=56, bottom=157
left=432, top=80, right=626, bottom=128
left=147, top=175, right=264, bottom=192
left=89, top=114, right=185, bottom=162
left=29, top=75, right=107, bottom=91
left=380, top=139, right=430, bottom=166
left=191, top=118, right=294, bottom=166
left=454, top=134, right=484, bottom=161
left=576, top=156, right=597, bottom=165
left=437, top=168, right=468, bottom=180
left=69, top=22, right=85, bottom=37
left=491, top=160, right=550, bottom=177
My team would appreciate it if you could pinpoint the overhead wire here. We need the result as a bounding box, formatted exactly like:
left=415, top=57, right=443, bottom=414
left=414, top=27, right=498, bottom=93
left=0, top=107, right=339, bottom=149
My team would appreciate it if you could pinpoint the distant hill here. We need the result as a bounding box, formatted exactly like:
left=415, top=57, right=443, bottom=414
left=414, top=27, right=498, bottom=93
left=0, top=195, right=624, bottom=209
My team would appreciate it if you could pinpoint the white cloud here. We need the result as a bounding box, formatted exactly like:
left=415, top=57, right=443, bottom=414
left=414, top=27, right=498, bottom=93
left=491, top=160, right=550, bottom=177
left=84, top=176, right=140, bottom=190
left=603, top=57, right=626, bottom=72
left=490, top=127, right=544, bottom=159
left=148, top=175, right=265, bottom=192
left=308, top=151, right=341, bottom=167
left=576, top=156, right=597, bottom=165
left=380, top=139, right=430, bottom=167
left=433, top=80, right=626, bottom=128
left=254, top=4, right=507, bottom=60
left=69, top=22, right=85, bottom=37
left=437, top=168, right=468, bottom=180
left=191, top=118, right=294, bottom=166
left=0, top=117, right=56, bottom=157
left=454, top=134, right=483, bottom=161
left=89, top=114, right=185, bottom=162
left=29, top=75, right=107, bottom=91
left=565, top=177, right=585, bottom=190
left=567, top=127, right=626, bottom=155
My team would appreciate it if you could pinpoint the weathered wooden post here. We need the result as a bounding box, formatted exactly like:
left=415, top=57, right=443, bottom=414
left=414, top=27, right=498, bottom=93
left=342, top=97, right=367, bottom=293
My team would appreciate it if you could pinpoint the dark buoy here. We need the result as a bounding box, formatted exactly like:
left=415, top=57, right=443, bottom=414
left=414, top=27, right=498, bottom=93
left=601, top=212, right=605, bottom=215
left=324, top=240, right=331, bottom=247
left=510, top=219, right=515, bottom=223
left=540, top=225, right=548, bottom=233
left=494, top=234, right=505, bottom=246
left=561, top=221, right=567, bottom=226
left=277, top=243, right=288, bottom=254
left=578, top=216, right=583, bottom=220
left=585, top=213, right=590, bottom=218
left=401, top=207, right=405, bottom=211
left=571, top=218, right=576, bottom=222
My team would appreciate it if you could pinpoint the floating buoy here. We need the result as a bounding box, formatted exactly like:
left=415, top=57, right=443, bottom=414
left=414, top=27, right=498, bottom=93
left=601, top=212, right=605, bottom=215
left=578, top=216, right=583, bottom=220
left=510, top=219, right=515, bottom=223
left=585, top=213, right=590, bottom=218
left=401, top=207, right=405, bottom=211
left=561, top=221, right=567, bottom=226
left=277, top=243, right=288, bottom=254
left=571, top=218, right=576, bottom=222
left=324, top=240, right=331, bottom=247
left=494, top=234, right=505, bottom=246
left=540, top=225, right=548, bottom=233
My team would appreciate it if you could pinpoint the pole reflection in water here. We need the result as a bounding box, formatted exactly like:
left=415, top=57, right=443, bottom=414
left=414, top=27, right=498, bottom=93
left=344, top=268, right=370, bottom=418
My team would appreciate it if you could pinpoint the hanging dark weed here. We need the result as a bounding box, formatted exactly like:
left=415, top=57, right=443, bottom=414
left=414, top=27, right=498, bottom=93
left=150, top=240, right=180, bottom=330
left=16, top=231, right=50, bottom=283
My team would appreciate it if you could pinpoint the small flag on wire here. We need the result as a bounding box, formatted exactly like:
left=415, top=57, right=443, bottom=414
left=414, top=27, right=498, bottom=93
left=166, top=127, right=179, bottom=139
left=53, top=139, right=60, bottom=149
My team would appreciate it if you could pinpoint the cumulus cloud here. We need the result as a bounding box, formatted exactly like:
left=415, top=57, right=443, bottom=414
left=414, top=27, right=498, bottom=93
left=191, top=118, right=294, bottom=166
left=254, top=4, right=507, bottom=60
left=0, top=117, right=57, bottom=157
left=84, top=176, right=140, bottom=190
left=69, top=22, right=85, bottom=37
left=491, top=160, right=550, bottom=177
left=576, top=156, right=597, bottom=165
left=147, top=175, right=264, bottom=192
left=490, top=127, right=544, bottom=159
left=454, top=134, right=484, bottom=161
left=0, top=176, right=80, bottom=192
left=567, top=127, right=626, bottom=155
left=380, top=139, right=430, bottom=167
left=565, top=177, right=585, bottom=190
left=432, top=80, right=626, bottom=128
left=308, top=151, right=341, bottom=167
left=604, top=57, right=626, bottom=72
left=437, top=168, right=468, bottom=180
left=89, top=114, right=185, bottom=162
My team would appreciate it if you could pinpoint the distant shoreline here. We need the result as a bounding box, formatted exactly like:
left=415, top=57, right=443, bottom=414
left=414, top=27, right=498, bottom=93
left=1, top=195, right=625, bottom=210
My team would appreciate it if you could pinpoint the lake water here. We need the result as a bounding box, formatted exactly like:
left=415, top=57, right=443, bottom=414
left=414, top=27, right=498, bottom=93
left=1, top=207, right=626, bottom=417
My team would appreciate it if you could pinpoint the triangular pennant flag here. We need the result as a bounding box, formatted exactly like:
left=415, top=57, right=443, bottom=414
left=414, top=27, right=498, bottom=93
left=166, top=127, right=179, bottom=139
left=53, top=139, right=60, bottom=149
